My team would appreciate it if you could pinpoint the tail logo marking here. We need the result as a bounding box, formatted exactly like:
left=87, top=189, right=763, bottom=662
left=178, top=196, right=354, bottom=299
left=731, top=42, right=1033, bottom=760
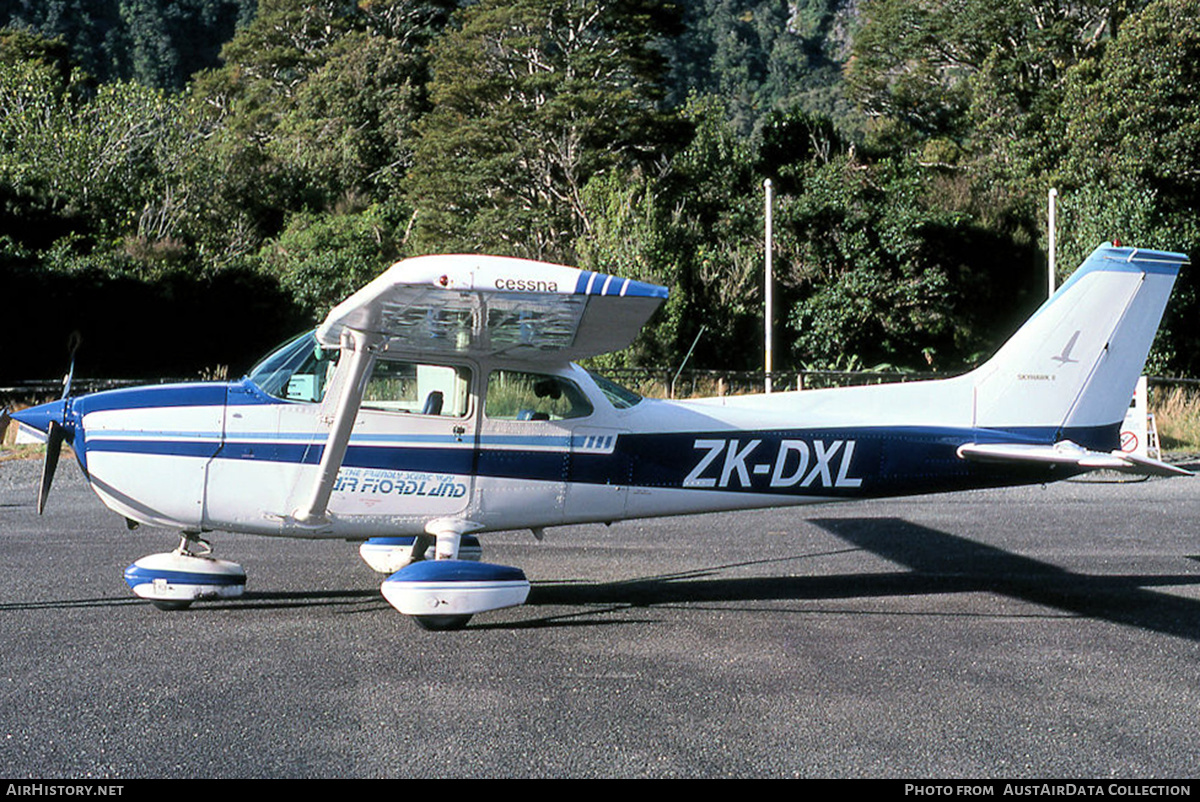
left=1051, top=330, right=1082, bottom=365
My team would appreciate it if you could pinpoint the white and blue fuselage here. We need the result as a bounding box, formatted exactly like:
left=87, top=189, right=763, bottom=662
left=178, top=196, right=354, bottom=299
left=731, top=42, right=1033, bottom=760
left=16, top=365, right=1089, bottom=539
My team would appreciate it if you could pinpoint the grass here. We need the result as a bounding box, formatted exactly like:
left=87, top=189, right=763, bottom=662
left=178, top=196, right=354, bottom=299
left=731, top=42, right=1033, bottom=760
left=0, top=443, right=44, bottom=462
left=1150, top=385, right=1200, bottom=454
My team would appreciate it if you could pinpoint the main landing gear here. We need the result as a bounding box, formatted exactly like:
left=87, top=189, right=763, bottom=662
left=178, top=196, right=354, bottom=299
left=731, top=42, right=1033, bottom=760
left=123, top=534, right=247, bottom=610
left=372, top=527, right=530, bottom=631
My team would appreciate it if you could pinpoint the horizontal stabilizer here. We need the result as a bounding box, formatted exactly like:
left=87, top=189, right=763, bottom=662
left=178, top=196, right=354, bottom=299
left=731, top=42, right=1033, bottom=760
left=957, top=441, right=1193, bottom=478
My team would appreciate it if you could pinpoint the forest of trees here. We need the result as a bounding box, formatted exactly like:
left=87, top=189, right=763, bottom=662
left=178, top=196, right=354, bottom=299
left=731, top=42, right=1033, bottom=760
left=2, top=0, right=1199, bottom=381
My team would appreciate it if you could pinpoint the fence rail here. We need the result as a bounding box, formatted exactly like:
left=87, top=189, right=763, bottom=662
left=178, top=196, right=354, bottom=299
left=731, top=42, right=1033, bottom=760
left=0, top=378, right=153, bottom=400
left=6, top=371, right=1199, bottom=405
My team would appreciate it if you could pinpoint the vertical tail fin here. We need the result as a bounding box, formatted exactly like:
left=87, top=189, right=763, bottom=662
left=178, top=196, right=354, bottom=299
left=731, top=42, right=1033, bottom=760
left=967, top=244, right=1186, bottom=447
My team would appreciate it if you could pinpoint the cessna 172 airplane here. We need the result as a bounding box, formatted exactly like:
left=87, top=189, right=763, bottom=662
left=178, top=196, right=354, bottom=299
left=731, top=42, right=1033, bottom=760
left=3, top=243, right=1192, bottom=629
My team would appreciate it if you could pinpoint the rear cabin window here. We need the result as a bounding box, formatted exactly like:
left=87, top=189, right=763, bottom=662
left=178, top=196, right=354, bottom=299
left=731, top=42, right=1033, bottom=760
left=485, top=370, right=593, bottom=421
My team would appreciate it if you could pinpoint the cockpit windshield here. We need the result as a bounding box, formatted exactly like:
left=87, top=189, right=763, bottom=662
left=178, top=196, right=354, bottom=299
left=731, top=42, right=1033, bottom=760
left=247, top=330, right=340, bottom=402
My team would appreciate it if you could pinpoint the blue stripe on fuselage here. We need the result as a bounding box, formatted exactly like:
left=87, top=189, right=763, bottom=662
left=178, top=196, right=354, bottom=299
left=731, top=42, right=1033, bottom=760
left=69, top=380, right=1115, bottom=499
left=81, top=425, right=1117, bottom=494
left=86, top=437, right=477, bottom=475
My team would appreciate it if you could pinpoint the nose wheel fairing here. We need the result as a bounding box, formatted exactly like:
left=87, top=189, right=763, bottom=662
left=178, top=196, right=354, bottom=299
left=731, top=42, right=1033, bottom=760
left=123, top=535, right=246, bottom=610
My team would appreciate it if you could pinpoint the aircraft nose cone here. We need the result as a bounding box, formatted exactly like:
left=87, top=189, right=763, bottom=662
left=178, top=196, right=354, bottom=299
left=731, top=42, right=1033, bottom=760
left=10, top=399, right=69, bottom=438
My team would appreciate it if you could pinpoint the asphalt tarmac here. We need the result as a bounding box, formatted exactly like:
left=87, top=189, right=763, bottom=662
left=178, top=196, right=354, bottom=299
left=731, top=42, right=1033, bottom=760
left=1, top=454, right=1199, bottom=779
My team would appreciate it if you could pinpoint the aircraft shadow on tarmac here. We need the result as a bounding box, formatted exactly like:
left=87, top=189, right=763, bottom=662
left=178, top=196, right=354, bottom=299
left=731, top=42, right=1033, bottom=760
left=0, top=588, right=385, bottom=614
left=6, top=516, right=1198, bottom=638
left=522, top=517, right=1200, bottom=642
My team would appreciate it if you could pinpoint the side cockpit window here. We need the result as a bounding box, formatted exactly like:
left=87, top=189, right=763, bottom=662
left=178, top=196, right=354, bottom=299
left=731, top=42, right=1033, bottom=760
left=248, top=331, right=339, bottom=403
left=585, top=369, right=642, bottom=409
left=362, top=359, right=472, bottom=417
left=485, top=370, right=593, bottom=421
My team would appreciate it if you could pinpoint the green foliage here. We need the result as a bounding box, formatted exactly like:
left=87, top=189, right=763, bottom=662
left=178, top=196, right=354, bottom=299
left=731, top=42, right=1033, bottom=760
left=848, top=0, right=974, bottom=145
left=4, top=0, right=1200, bottom=383
left=184, top=0, right=363, bottom=253
left=757, top=105, right=845, bottom=192
left=778, top=149, right=1046, bottom=372
left=1059, top=0, right=1200, bottom=216
left=272, top=31, right=426, bottom=204
left=1, top=0, right=256, bottom=89
left=783, top=156, right=962, bottom=369
left=259, top=204, right=406, bottom=319
left=575, top=168, right=688, bottom=369
left=0, top=58, right=202, bottom=259
left=184, top=0, right=450, bottom=261
left=849, top=0, right=1127, bottom=157
left=668, top=0, right=856, bottom=137
left=0, top=26, right=74, bottom=86
left=1055, top=0, right=1200, bottom=375
left=407, top=0, right=685, bottom=262
left=578, top=97, right=767, bottom=368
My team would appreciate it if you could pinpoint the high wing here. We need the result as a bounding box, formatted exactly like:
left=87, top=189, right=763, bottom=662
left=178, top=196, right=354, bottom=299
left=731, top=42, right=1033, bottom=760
left=291, top=254, right=668, bottom=531
left=316, top=254, right=669, bottom=361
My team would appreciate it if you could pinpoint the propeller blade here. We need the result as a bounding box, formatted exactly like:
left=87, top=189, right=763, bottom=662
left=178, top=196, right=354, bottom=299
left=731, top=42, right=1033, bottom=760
left=37, top=419, right=64, bottom=515
left=62, top=330, right=82, bottom=400
left=33, top=331, right=83, bottom=513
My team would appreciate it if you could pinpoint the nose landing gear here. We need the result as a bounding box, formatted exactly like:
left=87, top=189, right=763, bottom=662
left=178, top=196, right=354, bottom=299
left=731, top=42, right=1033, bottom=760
left=123, top=534, right=246, bottom=610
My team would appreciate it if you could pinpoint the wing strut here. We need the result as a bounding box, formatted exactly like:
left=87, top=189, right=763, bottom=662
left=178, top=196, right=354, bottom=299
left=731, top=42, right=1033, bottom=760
left=292, top=328, right=381, bottom=527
